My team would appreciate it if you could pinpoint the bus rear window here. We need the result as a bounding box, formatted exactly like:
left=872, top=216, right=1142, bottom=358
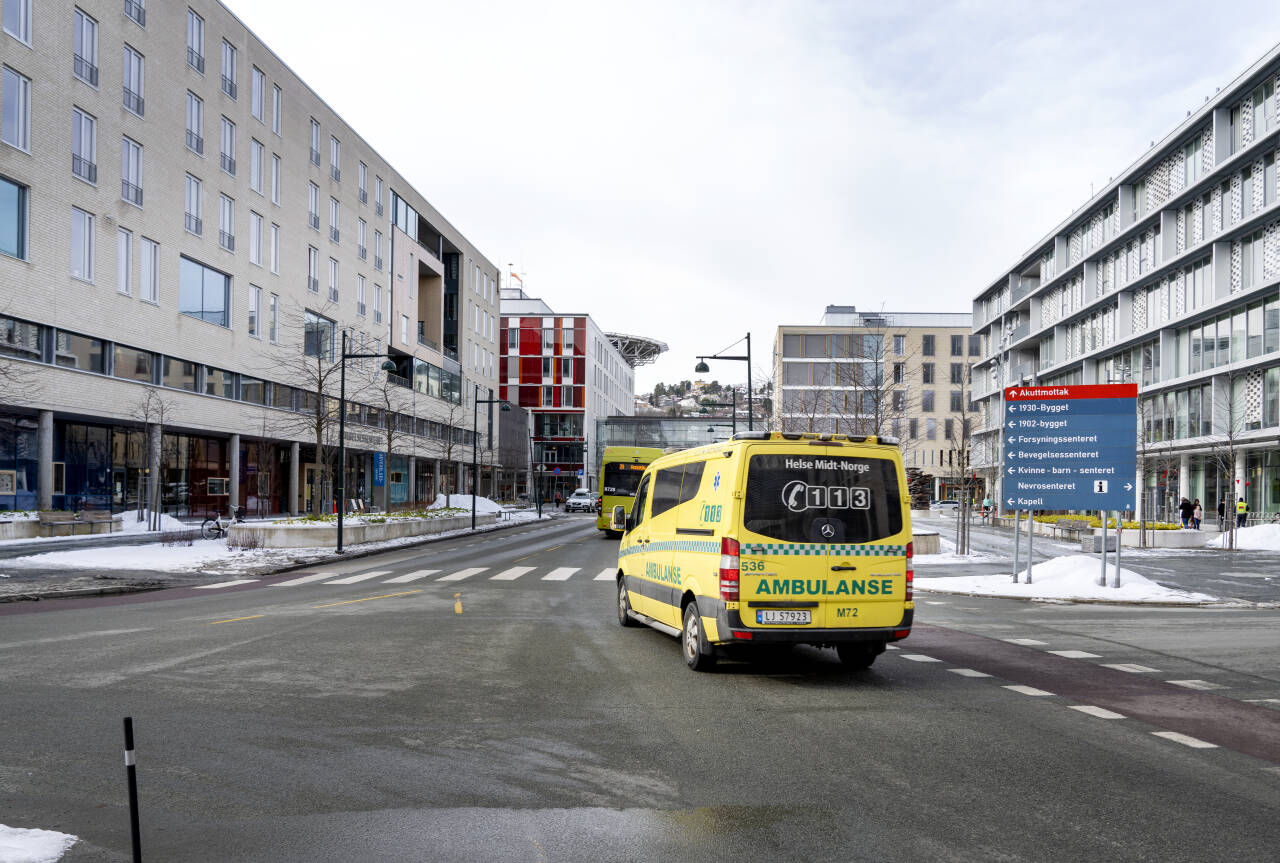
left=743, top=454, right=903, bottom=544
left=602, top=463, right=646, bottom=497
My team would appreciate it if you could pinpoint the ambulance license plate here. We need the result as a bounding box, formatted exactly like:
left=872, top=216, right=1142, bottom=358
left=756, top=609, right=811, bottom=625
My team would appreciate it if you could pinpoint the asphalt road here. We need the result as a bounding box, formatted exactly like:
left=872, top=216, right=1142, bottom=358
left=1, top=514, right=1277, bottom=861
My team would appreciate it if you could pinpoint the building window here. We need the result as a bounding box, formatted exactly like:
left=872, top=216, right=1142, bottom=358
left=892, top=390, right=906, bottom=411
left=328, top=257, right=338, bottom=302
left=73, top=9, right=99, bottom=87
left=55, top=330, right=105, bottom=374
left=329, top=136, right=340, bottom=181
left=2, top=66, right=31, bottom=151
left=271, top=84, right=281, bottom=134
left=356, top=275, right=366, bottom=316
left=374, top=284, right=383, bottom=323
left=308, top=182, right=319, bottom=229
left=375, top=176, right=383, bottom=216
left=4, top=0, right=31, bottom=43
left=893, top=335, right=905, bottom=356
left=250, top=66, right=265, bottom=121
left=357, top=218, right=366, bottom=260
left=308, top=118, right=320, bottom=165
left=374, top=230, right=383, bottom=270
left=968, top=334, right=981, bottom=356
left=124, top=0, right=145, bottom=27
left=186, top=9, right=204, bottom=73
left=329, top=197, right=339, bottom=243
left=268, top=292, right=278, bottom=342
left=307, top=246, right=318, bottom=292
left=944, top=418, right=954, bottom=439
left=358, top=161, right=367, bottom=203
left=401, top=314, right=409, bottom=345
left=220, top=116, right=235, bottom=175
left=179, top=256, right=231, bottom=326
left=220, top=40, right=237, bottom=99
left=271, top=153, right=281, bottom=204
left=269, top=223, right=279, bottom=273
left=72, top=108, right=97, bottom=183
left=248, top=284, right=260, bottom=337
left=116, top=228, right=131, bottom=295
left=121, top=136, right=142, bottom=206
left=218, top=195, right=234, bottom=251
left=921, top=390, right=935, bottom=412
left=185, top=91, right=203, bottom=154
left=950, top=391, right=963, bottom=412
left=122, top=45, right=144, bottom=116
left=926, top=418, right=937, bottom=440
left=921, top=334, right=935, bottom=356
left=111, top=344, right=153, bottom=383
left=892, top=362, right=904, bottom=384
left=950, top=334, right=963, bottom=356
left=950, top=363, right=963, bottom=384
left=248, top=211, right=262, bottom=265
left=71, top=207, right=94, bottom=281
left=139, top=236, right=157, bottom=303
left=184, top=173, right=202, bottom=235
left=921, top=362, right=934, bottom=384
left=250, top=139, right=264, bottom=193
left=304, top=310, right=334, bottom=359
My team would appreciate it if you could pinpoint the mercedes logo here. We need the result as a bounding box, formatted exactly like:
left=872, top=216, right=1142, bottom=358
left=820, top=523, right=835, bottom=538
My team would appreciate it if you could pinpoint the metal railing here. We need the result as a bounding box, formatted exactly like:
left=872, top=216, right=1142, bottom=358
left=121, top=180, right=143, bottom=206
left=186, top=130, right=203, bottom=154
left=358, top=189, right=367, bottom=204
left=374, top=255, right=383, bottom=270
left=185, top=213, right=202, bottom=235
left=219, top=230, right=235, bottom=251
left=356, top=301, right=366, bottom=316
left=329, top=226, right=340, bottom=243
left=357, top=245, right=367, bottom=260
left=309, top=148, right=321, bottom=167
left=307, top=277, right=319, bottom=293
left=220, top=153, right=235, bottom=175
left=386, top=372, right=412, bottom=389
left=221, top=75, right=236, bottom=99
left=71, top=155, right=97, bottom=183
left=73, top=54, right=98, bottom=86
left=187, top=48, right=204, bottom=73
left=123, top=87, right=144, bottom=116
left=330, top=166, right=341, bottom=182
left=308, top=213, right=319, bottom=230
left=375, top=201, right=383, bottom=217
left=124, top=0, right=145, bottom=26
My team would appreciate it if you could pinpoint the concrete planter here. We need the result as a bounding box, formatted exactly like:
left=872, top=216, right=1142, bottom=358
left=1089, top=527, right=1214, bottom=549
left=226, top=513, right=497, bottom=548
left=912, top=530, right=941, bottom=555
left=0, top=520, right=39, bottom=540
left=0, top=516, right=124, bottom=539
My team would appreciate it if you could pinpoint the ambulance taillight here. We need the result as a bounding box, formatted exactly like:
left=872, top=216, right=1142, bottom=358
left=719, top=537, right=740, bottom=601
left=905, top=540, right=914, bottom=602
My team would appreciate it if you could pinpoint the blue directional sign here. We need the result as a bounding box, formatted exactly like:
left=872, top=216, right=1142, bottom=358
left=1001, top=384, right=1137, bottom=511
left=373, top=451, right=386, bottom=488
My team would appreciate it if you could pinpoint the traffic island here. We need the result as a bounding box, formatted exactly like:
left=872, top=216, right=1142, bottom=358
left=226, top=512, right=498, bottom=548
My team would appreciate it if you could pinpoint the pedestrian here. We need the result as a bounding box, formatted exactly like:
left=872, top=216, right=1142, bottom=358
left=1178, top=497, right=1193, bottom=529
left=982, top=495, right=993, bottom=522
left=1192, top=499, right=1202, bottom=530
left=1218, top=499, right=1226, bottom=531
left=554, top=491, right=562, bottom=510
left=1236, top=496, right=1248, bottom=528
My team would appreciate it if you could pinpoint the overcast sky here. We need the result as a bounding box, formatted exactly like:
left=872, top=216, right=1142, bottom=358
left=227, top=0, right=1280, bottom=394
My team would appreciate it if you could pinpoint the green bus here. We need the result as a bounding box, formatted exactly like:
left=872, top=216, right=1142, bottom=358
left=597, top=446, right=665, bottom=537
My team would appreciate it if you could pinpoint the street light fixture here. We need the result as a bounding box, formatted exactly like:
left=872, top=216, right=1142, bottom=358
left=472, top=384, right=511, bottom=531
left=337, top=330, right=397, bottom=553
left=694, top=333, right=753, bottom=430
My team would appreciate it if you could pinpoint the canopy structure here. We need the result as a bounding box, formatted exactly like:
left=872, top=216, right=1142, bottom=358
left=606, top=332, right=667, bottom=368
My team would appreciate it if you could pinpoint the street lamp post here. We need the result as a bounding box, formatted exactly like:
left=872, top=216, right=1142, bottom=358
left=472, top=384, right=511, bottom=531
left=694, top=333, right=753, bottom=431
left=337, top=330, right=396, bottom=553
left=704, top=389, right=738, bottom=437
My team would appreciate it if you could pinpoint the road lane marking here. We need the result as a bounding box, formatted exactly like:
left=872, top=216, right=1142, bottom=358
left=1048, top=650, right=1102, bottom=659
left=384, top=570, right=439, bottom=583
left=1070, top=705, right=1126, bottom=719
left=1166, top=679, right=1227, bottom=691
left=542, top=567, right=579, bottom=581
left=948, top=668, right=992, bottom=677
left=438, top=567, right=487, bottom=582
left=208, top=614, right=264, bottom=624
left=1102, top=663, right=1160, bottom=673
left=271, top=573, right=334, bottom=587
left=1004, top=685, right=1053, bottom=696
left=1152, top=731, right=1218, bottom=749
left=1002, top=638, right=1049, bottom=646
left=311, top=589, right=423, bottom=608
left=1245, top=698, right=1280, bottom=704
left=491, top=566, right=534, bottom=581
left=900, top=654, right=942, bottom=662
left=325, top=571, right=392, bottom=585
left=195, top=579, right=256, bottom=589
left=0, top=628, right=151, bottom=650
left=593, top=568, right=615, bottom=581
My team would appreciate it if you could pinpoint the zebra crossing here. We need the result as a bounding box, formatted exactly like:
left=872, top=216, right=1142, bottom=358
left=214, top=565, right=622, bottom=591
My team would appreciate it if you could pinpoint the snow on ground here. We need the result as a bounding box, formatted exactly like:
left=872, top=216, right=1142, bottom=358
left=915, top=554, right=1219, bottom=603
left=1205, top=523, right=1280, bottom=550
left=0, top=510, right=188, bottom=546
left=429, top=494, right=503, bottom=513
left=914, top=535, right=1003, bottom=565
left=0, top=824, right=77, bottom=863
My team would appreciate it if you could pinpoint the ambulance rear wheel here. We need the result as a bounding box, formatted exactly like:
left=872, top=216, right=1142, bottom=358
left=837, top=643, right=880, bottom=670
left=682, top=602, right=717, bottom=671
left=617, top=577, right=637, bottom=627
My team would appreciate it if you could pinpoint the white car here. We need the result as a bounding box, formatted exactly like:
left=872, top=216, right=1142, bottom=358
left=565, top=489, right=596, bottom=512
left=929, top=499, right=960, bottom=513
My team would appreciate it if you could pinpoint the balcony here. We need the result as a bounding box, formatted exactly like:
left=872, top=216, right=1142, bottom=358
left=121, top=180, right=143, bottom=206
left=124, top=0, right=145, bottom=26
left=357, top=301, right=367, bottom=316
left=358, top=188, right=367, bottom=204
left=357, top=244, right=367, bottom=260
left=328, top=287, right=339, bottom=302
left=219, top=230, right=235, bottom=251
left=123, top=87, right=144, bottom=116
left=417, top=322, right=439, bottom=351
left=1009, top=361, right=1040, bottom=385
left=374, top=255, right=383, bottom=270
left=307, top=277, right=318, bottom=293
left=386, top=372, right=412, bottom=389
left=71, top=155, right=97, bottom=184
left=187, top=48, right=204, bottom=74
left=186, top=130, right=203, bottom=154
left=308, top=213, right=319, bottom=230
left=1011, top=278, right=1037, bottom=304
left=309, top=148, right=321, bottom=167
left=375, top=201, right=383, bottom=217
left=73, top=54, right=98, bottom=86
left=329, top=226, right=340, bottom=243
left=330, top=165, right=341, bottom=182
left=220, top=153, right=235, bottom=175
left=1009, top=320, right=1030, bottom=343
left=185, top=213, right=202, bottom=235
left=221, top=75, right=236, bottom=99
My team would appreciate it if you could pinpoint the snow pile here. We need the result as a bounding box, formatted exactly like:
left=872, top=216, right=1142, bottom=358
left=916, top=554, right=1218, bottom=603
left=430, top=494, right=502, bottom=514
left=9, top=539, right=239, bottom=571
left=1206, top=523, right=1280, bottom=550
left=0, top=824, right=77, bottom=862
left=117, top=511, right=189, bottom=534
left=914, top=535, right=1002, bottom=565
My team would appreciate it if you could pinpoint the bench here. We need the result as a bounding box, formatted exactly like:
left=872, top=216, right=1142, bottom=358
left=1052, top=518, right=1092, bottom=540
left=38, top=510, right=118, bottom=536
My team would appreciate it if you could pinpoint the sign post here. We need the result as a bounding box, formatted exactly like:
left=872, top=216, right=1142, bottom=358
left=1002, top=384, right=1138, bottom=586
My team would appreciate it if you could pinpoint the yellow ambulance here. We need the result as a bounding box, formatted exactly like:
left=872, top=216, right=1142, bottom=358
left=612, top=431, right=913, bottom=671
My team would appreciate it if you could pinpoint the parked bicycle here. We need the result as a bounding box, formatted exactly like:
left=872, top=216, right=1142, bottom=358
left=201, top=506, right=247, bottom=540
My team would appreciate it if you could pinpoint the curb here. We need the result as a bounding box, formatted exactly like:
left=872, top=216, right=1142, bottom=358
left=914, top=586, right=1263, bottom=608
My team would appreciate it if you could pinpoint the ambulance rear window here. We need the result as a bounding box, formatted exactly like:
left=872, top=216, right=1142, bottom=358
left=743, top=454, right=903, bottom=543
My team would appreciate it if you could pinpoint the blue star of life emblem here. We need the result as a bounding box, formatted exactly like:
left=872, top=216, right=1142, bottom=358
left=713, top=473, right=720, bottom=490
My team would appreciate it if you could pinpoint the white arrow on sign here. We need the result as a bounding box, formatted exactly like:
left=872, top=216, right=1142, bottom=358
left=1007, top=497, right=1015, bottom=506
left=1007, top=389, right=1018, bottom=398
left=1124, top=482, right=1133, bottom=491
left=1007, top=420, right=1015, bottom=428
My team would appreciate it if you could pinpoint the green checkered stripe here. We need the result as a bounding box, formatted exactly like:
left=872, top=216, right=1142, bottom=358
left=619, top=539, right=720, bottom=558
left=741, top=543, right=907, bottom=557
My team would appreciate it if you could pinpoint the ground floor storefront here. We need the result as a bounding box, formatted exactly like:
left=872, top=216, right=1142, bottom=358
left=1142, top=447, right=1280, bottom=526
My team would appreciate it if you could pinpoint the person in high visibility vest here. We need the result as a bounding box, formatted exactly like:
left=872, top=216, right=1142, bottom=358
left=1236, top=496, right=1248, bottom=529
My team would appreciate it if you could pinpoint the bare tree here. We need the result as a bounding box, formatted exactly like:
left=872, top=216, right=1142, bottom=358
left=1209, top=370, right=1250, bottom=550
left=132, top=387, right=175, bottom=530
left=369, top=377, right=415, bottom=512
left=416, top=398, right=471, bottom=508
left=943, top=378, right=979, bottom=555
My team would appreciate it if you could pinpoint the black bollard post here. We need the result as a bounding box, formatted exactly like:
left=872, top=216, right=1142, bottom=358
left=123, top=717, right=142, bottom=862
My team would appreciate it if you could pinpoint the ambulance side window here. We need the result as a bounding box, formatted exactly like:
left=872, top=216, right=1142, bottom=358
left=631, top=475, right=651, bottom=529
